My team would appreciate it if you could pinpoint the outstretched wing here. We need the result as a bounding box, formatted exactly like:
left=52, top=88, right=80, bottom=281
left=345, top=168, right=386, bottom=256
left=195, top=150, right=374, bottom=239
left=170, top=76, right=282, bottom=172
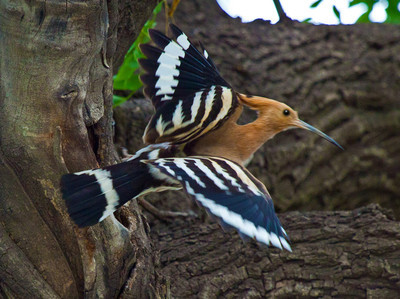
left=140, top=24, right=239, bottom=145
left=146, top=156, right=291, bottom=251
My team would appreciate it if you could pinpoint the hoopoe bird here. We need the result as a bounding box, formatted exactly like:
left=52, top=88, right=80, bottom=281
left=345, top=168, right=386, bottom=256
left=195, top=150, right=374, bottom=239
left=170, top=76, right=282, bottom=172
left=61, top=25, right=342, bottom=252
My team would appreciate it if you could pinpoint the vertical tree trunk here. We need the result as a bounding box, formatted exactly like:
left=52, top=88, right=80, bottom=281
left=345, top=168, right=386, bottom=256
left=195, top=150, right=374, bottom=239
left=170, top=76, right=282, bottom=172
left=0, top=1, right=159, bottom=297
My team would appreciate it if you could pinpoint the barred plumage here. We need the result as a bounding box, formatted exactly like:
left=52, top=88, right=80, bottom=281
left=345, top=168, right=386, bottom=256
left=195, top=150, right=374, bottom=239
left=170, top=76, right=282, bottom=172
left=140, top=24, right=239, bottom=145
left=61, top=25, right=342, bottom=252
left=61, top=144, right=181, bottom=227
left=146, top=156, right=291, bottom=251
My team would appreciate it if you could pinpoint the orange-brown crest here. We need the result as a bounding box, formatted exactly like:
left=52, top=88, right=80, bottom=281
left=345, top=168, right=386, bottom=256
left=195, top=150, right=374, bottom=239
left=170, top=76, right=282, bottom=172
left=237, top=93, right=299, bottom=132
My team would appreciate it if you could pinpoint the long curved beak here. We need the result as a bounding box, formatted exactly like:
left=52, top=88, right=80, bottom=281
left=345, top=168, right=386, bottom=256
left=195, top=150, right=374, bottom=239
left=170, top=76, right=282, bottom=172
left=295, top=120, right=343, bottom=150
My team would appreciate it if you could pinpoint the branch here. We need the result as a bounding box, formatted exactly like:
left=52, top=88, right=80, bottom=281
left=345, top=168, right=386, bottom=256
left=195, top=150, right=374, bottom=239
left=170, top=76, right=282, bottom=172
left=151, top=204, right=400, bottom=297
left=273, top=0, right=291, bottom=22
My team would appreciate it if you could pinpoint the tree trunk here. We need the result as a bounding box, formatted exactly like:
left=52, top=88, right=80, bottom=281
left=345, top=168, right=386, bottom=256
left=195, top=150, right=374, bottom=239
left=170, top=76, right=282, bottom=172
left=0, top=1, right=161, bottom=297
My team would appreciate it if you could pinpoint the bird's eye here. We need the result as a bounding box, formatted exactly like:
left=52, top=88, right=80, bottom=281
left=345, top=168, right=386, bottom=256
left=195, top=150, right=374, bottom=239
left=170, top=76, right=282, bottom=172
left=283, top=109, right=290, bottom=116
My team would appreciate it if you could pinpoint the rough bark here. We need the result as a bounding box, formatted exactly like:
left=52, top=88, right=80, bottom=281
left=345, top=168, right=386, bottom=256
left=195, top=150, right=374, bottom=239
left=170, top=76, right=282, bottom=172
left=0, top=1, right=160, bottom=298
left=152, top=204, right=400, bottom=298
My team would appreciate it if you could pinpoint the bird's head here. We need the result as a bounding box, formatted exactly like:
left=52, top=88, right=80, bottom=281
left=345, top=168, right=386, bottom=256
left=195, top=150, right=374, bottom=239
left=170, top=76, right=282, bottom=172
left=237, top=93, right=343, bottom=149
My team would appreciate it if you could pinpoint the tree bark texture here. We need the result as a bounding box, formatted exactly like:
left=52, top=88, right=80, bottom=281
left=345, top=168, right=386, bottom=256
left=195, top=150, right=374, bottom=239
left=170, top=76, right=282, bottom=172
left=113, top=0, right=400, bottom=297
left=0, top=1, right=160, bottom=298
left=151, top=204, right=400, bottom=298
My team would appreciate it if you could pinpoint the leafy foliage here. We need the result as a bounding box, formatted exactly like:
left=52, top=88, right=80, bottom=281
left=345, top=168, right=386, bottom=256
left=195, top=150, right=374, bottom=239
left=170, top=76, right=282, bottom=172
left=310, top=0, right=400, bottom=24
left=113, top=1, right=164, bottom=107
left=385, top=0, right=400, bottom=22
left=333, top=5, right=341, bottom=22
left=310, top=0, right=323, bottom=8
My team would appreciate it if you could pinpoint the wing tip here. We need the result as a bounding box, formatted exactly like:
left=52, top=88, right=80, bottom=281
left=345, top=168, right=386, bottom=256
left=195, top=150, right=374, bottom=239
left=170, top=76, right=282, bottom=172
left=280, top=236, right=292, bottom=252
left=169, top=23, right=183, bottom=37
left=148, top=28, right=161, bottom=40
left=139, top=44, right=161, bottom=60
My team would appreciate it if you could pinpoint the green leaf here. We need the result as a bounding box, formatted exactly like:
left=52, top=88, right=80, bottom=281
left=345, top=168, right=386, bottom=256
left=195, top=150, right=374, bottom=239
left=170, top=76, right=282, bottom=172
left=349, top=0, right=366, bottom=7
left=310, top=0, right=323, bottom=8
left=385, top=0, right=400, bottom=24
left=113, top=95, right=128, bottom=107
left=113, top=90, right=137, bottom=108
left=112, top=1, right=164, bottom=106
left=126, top=76, right=143, bottom=92
left=302, top=17, right=312, bottom=23
left=349, top=0, right=377, bottom=8
left=333, top=5, right=341, bottom=22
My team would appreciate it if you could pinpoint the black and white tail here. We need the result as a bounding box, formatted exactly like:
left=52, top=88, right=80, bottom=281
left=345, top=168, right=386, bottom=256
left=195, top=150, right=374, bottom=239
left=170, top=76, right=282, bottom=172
left=61, top=144, right=180, bottom=227
left=61, top=160, right=151, bottom=227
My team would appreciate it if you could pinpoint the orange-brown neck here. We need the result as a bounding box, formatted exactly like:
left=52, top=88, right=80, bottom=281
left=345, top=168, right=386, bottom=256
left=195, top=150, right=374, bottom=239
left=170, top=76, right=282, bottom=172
left=186, top=95, right=286, bottom=165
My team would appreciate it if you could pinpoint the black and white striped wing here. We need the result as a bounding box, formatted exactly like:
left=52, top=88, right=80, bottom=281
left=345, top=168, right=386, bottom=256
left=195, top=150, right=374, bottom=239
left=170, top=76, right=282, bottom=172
left=146, top=156, right=291, bottom=251
left=140, top=24, right=239, bottom=144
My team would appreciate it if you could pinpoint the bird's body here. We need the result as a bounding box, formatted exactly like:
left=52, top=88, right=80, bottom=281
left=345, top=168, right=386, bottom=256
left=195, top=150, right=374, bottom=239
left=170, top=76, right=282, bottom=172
left=185, top=95, right=300, bottom=165
left=61, top=25, right=342, bottom=252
